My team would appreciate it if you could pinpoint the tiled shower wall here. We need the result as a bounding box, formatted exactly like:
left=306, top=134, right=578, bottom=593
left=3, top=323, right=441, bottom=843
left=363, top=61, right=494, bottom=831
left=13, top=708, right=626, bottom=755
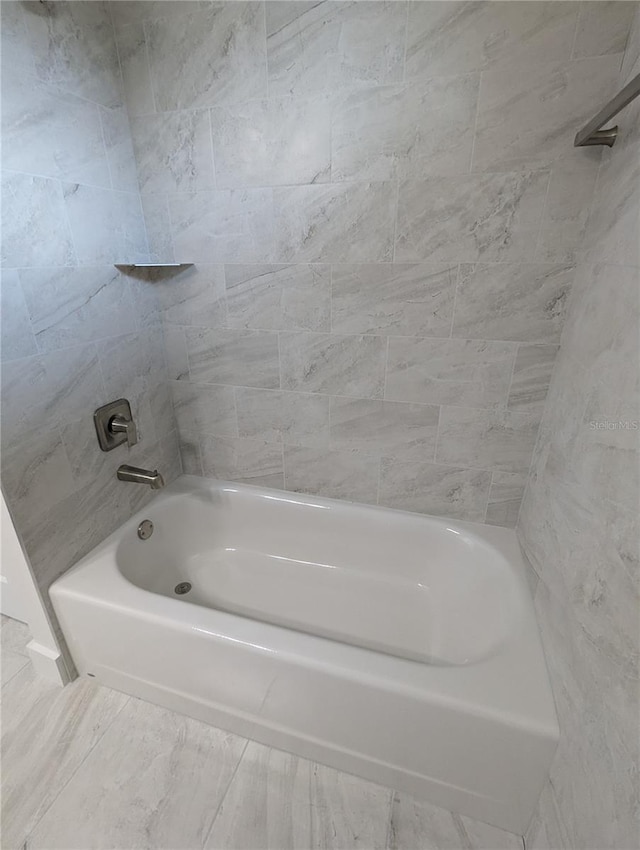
left=113, top=0, right=634, bottom=525
left=518, top=6, right=640, bottom=849
left=0, top=0, right=181, bottom=617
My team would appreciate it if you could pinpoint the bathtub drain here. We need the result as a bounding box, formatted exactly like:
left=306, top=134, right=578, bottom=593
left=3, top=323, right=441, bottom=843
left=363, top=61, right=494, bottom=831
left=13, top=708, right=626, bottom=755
left=174, top=582, right=192, bottom=595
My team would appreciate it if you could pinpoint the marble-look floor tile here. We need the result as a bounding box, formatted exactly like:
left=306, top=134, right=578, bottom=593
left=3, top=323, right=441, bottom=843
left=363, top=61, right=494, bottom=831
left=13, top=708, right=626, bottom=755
left=27, top=694, right=248, bottom=850
left=332, top=75, right=478, bottom=182
left=273, top=182, right=396, bottom=264
left=204, top=740, right=313, bottom=850
left=186, top=327, right=280, bottom=389
left=572, top=1, right=636, bottom=58
left=236, top=387, right=330, bottom=447
left=485, top=471, right=528, bottom=529
left=309, top=760, right=392, bottom=849
left=436, top=406, right=539, bottom=473
left=279, top=331, right=386, bottom=399
left=507, top=344, right=559, bottom=413
left=156, top=264, right=227, bottom=328
left=20, top=266, right=136, bottom=352
left=405, top=1, right=578, bottom=79
left=386, top=338, right=517, bottom=409
left=0, top=648, right=30, bottom=687
left=284, top=445, right=379, bottom=504
left=0, top=615, right=30, bottom=656
left=452, top=263, right=575, bottom=344
left=379, top=460, right=491, bottom=522
left=0, top=269, right=37, bottom=362
left=389, top=791, right=522, bottom=849
left=132, top=109, right=215, bottom=195
left=146, top=2, right=267, bottom=110
left=170, top=380, right=238, bottom=439
left=266, top=1, right=406, bottom=98
left=473, top=56, right=621, bottom=172
left=1, top=665, right=130, bottom=850
left=212, top=95, right=331, bottom=188
left=168, top=188, right=275, bottom=264
left=63, top=183, right=148, bottom=265
left=395, top=172, right=549, bottom=264
left=1, top=171, right=75, bottom=268
left=331, top=263, right=457, bottom=338
left=226, top=264, right=331, bottom=332
left=330, top=397, right=439, bottom=461
left=1, top=68, right=111, bottom=188
left=22, top=0, right=121, bottom=107
left=201, top=434, right=284, bottom=489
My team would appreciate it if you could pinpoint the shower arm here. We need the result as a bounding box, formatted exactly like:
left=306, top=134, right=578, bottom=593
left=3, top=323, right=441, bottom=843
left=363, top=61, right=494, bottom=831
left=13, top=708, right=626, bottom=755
left=574, top=72, right=640, bottom=148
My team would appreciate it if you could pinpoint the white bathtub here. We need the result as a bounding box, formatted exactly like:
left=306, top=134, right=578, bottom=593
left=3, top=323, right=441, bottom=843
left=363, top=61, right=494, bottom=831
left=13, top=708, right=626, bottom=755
left=50, top=475, right=558, bottom=834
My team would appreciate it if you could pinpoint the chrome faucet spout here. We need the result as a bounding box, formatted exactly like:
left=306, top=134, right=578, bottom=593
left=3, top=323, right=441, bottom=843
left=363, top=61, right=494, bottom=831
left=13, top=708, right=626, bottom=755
left=117, top=464, right=165, bottom=490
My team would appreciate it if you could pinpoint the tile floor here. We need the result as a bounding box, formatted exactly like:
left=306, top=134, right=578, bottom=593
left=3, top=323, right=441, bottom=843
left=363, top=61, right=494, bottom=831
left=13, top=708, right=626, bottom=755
left=1, top=615, right=524, bottom=850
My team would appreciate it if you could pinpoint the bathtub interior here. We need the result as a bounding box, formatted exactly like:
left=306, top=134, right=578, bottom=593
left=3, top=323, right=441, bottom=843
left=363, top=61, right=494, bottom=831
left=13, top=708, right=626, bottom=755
left=114, top=481, right=524, bottom=666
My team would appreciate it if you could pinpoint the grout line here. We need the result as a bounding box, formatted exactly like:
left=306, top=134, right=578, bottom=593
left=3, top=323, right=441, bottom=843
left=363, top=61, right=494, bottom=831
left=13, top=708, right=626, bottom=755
left=201, top=737, right=251, bottom=849
left=208, top=109, right=218, bottom=191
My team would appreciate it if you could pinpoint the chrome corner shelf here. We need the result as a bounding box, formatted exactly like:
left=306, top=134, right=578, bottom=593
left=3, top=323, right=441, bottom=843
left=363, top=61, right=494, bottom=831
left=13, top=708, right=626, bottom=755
left=114, top=263, right=194, bottom=279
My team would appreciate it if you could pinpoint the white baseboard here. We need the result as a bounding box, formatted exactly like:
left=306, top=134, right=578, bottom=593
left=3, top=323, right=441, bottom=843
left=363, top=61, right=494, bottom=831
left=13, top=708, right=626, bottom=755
left=26, top=640, right=71, bottom=686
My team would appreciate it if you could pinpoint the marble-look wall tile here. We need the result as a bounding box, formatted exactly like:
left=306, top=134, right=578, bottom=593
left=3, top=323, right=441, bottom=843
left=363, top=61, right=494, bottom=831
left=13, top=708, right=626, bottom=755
left=405, top=1, right=579, bottom=79
left=141, top=193, right=175, bottom=262
left=0, top=0, right=35, bottom=78
left=1, top=70, right=111, bottom=188
left=0, top=269, right=37, bottom=361
left=436, top=406, right=539, bottom=473
left=1, top=343, right=106, bottom=446
left=507, top=344, right=559, bottom=413
left=22, top=0, right=122, bottom=107
left=169, top=381, right=237, bottom=438
left=236, top=387, right=330, bottom=447
left=1, top=172, right=75, bottom=268
left=0, top=427, right=76, bottom=527
left=168, top=188, right=274, bottom=264
left=485, top=471, right=528, bottom=528
left=163, top=326, right=191, bottom=381
left=280, top=331, right=386, bottom=398
left=131, top=110, right=215, bottom=194
left=100, top=105, right=140, bottom=192
left=379, top=460, right=491, bottom=522
left=62, top=184, right=148, bottom=265
left=226, top=264, right=331, bottom=332
left=473, top=55, right=621, bottom=172
left=155, top=264, right=227, bottom=328
left=186, top=327, right=280, bottom=388
left=266, top=1, right=406, bottom=98
left=211, top=95, right=332, bottom=188
left=395, top=171, right=549, bottom=264
left=145, top=2, right=267, bottom=111
left=331, top=75, right=479, bottom=182
left=19, top=266, right=136, bottom=352
left=452, top=263, right=575, bottom=344
left=572, top=1, right=637, bottom=58
left=331, top=264, right=457, bottom=338
left=330, top=397, right=439, bottom=461
left=386, top=338, right=517, bottom=409
left=284, top=445, right=378, bottom=504
left=201, top=434, right=284, bottom=489
left=113, top=21, right=155, bottom=117
left=274, top=182, right=396, bottom=264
